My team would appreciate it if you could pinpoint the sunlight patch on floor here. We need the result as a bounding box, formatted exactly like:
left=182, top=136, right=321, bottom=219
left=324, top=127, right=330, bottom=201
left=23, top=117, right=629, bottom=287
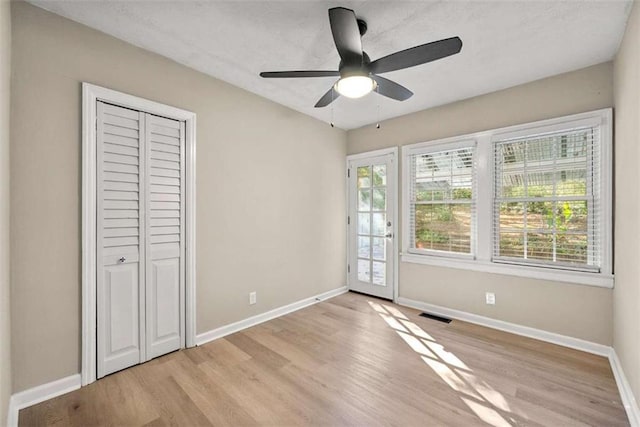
left=462, top=397, right=513, bottom=427
left=423, top=340, right=470, bottom=370
left=398, top=318, right=435, bottom=341
left=422, top=356, right=483, bottom=400
left=379, top=313, right=409, bottom=333
left=367, top=301, right=526, bottom=426
left=457, top=369, right=512, bottom=412
left=396, top=331, right=436, bottom=359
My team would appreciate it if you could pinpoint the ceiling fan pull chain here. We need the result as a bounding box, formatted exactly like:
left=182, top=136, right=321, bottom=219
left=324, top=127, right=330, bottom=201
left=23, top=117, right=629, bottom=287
left=376, top=86, right=381, bottom=129
left=330, top=90, right=335, bottom=127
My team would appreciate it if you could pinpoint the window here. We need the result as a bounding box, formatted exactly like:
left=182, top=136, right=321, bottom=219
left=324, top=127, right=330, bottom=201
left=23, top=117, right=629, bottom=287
left=407, top=142, right=476, bottom=256
left=401, top=109, right=612, bottom=287
left=493, top=127, right=600, bottom=271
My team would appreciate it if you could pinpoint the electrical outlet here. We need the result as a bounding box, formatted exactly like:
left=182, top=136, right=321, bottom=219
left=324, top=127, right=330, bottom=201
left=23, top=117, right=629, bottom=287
left=249, top=291, right=257, bottom=305
left=485, top=292, right=496, bottom=305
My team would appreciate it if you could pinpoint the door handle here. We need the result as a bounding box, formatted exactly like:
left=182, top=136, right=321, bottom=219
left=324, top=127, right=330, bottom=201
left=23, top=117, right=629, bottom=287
left=118, top=257, right=126, bottom=263
left=385, top=233, right=393, bottom=238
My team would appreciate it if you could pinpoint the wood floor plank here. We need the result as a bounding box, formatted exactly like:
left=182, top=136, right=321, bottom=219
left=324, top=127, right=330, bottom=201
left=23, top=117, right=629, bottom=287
left=223, top=333, right=290, bottom=370
left=165, top=356, right=258, bottom=426
left=19, top=292, right=629, bottom=426
left=131, top=370, right=213, bottom=426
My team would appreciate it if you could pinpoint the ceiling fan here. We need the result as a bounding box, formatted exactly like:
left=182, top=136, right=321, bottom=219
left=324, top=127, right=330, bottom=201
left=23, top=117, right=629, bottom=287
left=260, top=7, right=463, bottom=108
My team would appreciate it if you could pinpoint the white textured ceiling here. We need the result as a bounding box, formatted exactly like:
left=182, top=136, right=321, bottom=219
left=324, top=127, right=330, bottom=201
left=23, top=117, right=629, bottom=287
left=28, top=0, right=631, bottom=129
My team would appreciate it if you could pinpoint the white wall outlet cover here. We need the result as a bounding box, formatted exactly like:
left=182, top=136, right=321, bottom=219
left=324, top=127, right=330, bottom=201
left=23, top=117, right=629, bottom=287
left=249, top=292, right=257, bottom=305
left=485, top=292, right=496, bottom=305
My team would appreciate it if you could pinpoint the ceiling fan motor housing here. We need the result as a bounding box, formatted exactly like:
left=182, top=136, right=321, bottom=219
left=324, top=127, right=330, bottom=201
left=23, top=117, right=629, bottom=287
left=339, top=51, right=372, bottom=78
left=357, top=18, right=367, bottom=36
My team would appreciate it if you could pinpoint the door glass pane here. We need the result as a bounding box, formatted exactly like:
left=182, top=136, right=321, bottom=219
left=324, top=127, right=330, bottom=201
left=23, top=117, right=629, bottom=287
left=372, top=237, right=386, bottom=261
left=373, top=165, right=386, bottom=186
left=372, top=261, right=385, bottom=285
left=358, top=189, right=371, bottom=211
left=358, top=236, right=371, bottom=259
left=372, top=213, right=385, bottom=236
left=358, top=166, right=371, bottom=189
left=358, top=213, right=370, bottom=234
left=372, top=188, right=386, bottom=210
left=358, top=259, right=370, bottom=282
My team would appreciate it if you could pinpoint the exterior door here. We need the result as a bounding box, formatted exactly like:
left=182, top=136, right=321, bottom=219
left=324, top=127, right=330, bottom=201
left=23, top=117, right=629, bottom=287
left=348, top=150, right=396, bottom=300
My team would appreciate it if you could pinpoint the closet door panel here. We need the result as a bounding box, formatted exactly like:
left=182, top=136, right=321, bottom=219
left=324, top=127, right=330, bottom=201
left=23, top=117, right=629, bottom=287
left=101, top=262, right=140, bottom=375
left=150, top=258, right=181, bottom=344
left=145, top=114, right=185, bottom=360
left=97, top=102, right=146, bottom=378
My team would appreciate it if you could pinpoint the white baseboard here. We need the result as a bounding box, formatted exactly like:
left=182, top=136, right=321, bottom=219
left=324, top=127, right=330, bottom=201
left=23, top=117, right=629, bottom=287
left=396, top=297, right=610, bottom=357
left=195, top=286, right=348, bottom=346
left=609, top=348, right=640, bottom=426
left=6, top=374, right=81, bottom=427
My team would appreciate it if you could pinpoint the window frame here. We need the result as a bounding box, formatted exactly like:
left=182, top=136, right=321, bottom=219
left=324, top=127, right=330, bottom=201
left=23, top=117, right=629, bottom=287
left=404, top=139, right=478, bottom=260
left=401, top=108, right=613, bottom=288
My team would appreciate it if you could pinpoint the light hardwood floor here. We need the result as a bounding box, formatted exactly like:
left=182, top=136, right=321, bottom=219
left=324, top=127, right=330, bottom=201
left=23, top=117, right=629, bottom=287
left=19, top=292, right=628, bottom=426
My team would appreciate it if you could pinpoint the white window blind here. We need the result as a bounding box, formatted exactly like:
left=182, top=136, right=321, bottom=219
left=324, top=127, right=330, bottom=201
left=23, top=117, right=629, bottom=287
left=493, top=126, right=600, bottom=271
left=408, top=144, right=476, bottom=256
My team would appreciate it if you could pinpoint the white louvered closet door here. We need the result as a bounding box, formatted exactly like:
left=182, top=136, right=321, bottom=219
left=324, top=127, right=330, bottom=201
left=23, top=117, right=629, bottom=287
left=97, top=102, right=185, bottom=378
left=144, top=114, right=185, bottom=361
left=97, top=102, right=145, bottom=378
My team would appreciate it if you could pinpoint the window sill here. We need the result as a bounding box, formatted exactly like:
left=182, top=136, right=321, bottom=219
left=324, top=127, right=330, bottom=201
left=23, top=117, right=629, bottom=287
left=400, top=253, right=614, bottom=288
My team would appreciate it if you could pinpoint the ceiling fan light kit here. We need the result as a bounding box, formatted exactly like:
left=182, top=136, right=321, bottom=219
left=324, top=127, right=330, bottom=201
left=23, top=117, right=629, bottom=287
left=334, top=75, right=377, bottom=98
left=260, top=6, right=463, bottom=109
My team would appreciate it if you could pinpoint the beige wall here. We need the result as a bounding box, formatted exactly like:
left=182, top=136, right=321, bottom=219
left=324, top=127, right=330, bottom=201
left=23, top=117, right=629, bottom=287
left=614, top=0, right=640, bottom=408
left=0, top=0, right=11, bottom=421
left=10, top=1, right=346, bottom=392
left=348, top=63, right=614, bottom=345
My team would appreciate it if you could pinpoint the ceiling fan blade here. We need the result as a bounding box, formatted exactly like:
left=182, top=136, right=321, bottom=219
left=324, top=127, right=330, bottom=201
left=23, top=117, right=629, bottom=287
left=328, top=7, right=363, bottom=66
left=260, top=71, right=340, bottom=78
left=314, top=85, right=340, bottom=108
left=370, top=37, right=462, bottom=74
left=373, top=75, right=413, bottom=101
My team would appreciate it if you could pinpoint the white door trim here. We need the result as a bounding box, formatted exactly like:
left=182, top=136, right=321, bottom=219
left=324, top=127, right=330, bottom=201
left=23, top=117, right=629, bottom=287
left=82, top=83, right=197, bottom=386
left=346, top=147, right=399, bottom=301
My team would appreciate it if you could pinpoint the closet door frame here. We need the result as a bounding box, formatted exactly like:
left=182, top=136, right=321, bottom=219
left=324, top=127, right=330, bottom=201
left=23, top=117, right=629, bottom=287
left=82, top=83, right=197, bottom=386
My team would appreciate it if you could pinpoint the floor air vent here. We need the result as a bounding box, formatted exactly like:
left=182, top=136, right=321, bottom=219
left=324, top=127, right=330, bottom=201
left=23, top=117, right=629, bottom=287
left=419, top=312, right=452, bottom=323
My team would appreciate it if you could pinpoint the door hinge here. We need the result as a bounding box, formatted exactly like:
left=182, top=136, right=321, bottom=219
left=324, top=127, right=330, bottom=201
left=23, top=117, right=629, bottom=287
left=347, top=169, right=350, bottom=178
left=348, top=264, right=350, bottom=273
left=347, top=216, right=350, bottom=225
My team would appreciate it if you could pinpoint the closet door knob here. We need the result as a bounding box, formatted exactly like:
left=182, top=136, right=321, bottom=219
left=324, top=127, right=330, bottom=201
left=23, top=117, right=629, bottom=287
left=118, top=257, right=126, bottom=263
